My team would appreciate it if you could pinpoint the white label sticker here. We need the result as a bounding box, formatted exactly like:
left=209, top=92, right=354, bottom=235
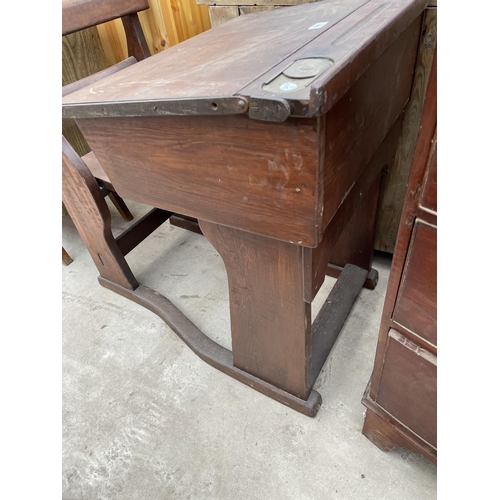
left=279, top=82, right=298, bottom=91
left=308, top=22, right=328, bottom=30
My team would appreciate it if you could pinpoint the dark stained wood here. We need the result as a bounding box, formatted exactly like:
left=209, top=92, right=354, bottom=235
left=98, top=279, right=322, bottom=417
left=122, top=13, right=151, bottom=60
left=62, top=26, right=108, bottom=156
left=362, top=45, right=437, bottom=464
left=240, top=1, right=426, bottom=118
left=116, top=208, right=172, bottom=256
left=328, top=176, right=381, bottom=270
left=321, top=17, right=420, bottom=229
left=63, top=0, right=367, bottom=107
left=393, top=221, right=437, bottom=346
left=97, top=187, right=132, bottom=222
left=199, top=221, right=372, bottom=401
left=304, top=117, right=402, bottom=301
left=81, top=152, right=136, bottom=224
left=310, top=264, right=368, bottom=383
left=387, top=318, right=436, bottom=356
left=208, top=2, right=428, bottom=253
left=62, top=1, right=156, bottom=251
left=76, top=115, right=322, bottom=246
left=239, top=6, right=277, bottom=15
left=169, top=215, right=203, bottom=235
left=63, top=132, right=323, bottom=416
left=200, top=220, right=312, bottom=399
left=62, top=136, right=138, bottom=290
left=107, top=192, right=134, bottom=221
left=62, top=0, right=425, bottom=121
left=420, top=144, right=437, bottom=213
left=62, top=0, right=150, bottom=36
left=374, top=7, right=437, bottom=252
left=376, top=330, right=437, bottom=447
left=362, top=406, right=400, bottom=452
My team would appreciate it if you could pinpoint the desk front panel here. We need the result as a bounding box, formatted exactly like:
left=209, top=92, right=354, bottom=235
left=77, top=114, right=323, bottom=246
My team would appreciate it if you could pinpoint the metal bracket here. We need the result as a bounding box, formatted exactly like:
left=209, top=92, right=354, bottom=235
left=248, top=98, right=291, bottom=122
left=62, top=96, right=249, bottom=119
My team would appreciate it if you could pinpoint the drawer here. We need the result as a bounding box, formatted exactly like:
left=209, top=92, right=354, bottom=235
left=393, top=219, right=437, bottom=346
left=376, top=329, right=437, bottom=448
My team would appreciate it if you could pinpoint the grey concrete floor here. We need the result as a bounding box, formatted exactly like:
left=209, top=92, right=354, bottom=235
left=62, top=199, right=437, bottom=500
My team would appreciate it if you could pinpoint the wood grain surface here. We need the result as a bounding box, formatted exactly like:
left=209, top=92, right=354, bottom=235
left=197, top=0, right=320, bottom=4
left=76, top=114, right=321, bottom=245
left=208, top=6, right=239, bottom=27
left=62, top=26, right=109, bottom=156
left=370, top=49, right=437, bottom=398
left=62, top=136, right=138, bottom=290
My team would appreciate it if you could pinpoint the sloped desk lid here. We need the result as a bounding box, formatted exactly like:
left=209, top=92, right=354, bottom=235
left=62, top=0, right=427, bottom=122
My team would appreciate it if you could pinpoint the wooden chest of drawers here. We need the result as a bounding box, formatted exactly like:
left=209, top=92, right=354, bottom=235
left=361, top=48, right=437, bottom=464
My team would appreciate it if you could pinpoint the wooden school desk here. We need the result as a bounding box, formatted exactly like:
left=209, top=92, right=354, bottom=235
left=62, top=0, right=428, bottom=417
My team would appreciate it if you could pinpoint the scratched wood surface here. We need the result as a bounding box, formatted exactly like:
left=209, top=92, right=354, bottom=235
left=197, top=0, right=320, bottom=5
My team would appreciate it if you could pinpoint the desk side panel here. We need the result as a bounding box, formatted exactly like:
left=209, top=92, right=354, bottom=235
left=76, top=114, right=321, bottom=245
left=322, top=15, right=421, bottom=230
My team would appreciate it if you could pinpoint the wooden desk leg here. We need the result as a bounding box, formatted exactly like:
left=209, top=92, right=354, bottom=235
left=326, top=173, right=383, bottom=290
left=200, top=220, right=313, bottom=400
left=361, top=382, right=437, bottom=464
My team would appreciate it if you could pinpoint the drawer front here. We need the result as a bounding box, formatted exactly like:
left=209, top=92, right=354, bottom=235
left=393, top=219, right=437, bottom=346
left=376, top=329, right=437, bottom=448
